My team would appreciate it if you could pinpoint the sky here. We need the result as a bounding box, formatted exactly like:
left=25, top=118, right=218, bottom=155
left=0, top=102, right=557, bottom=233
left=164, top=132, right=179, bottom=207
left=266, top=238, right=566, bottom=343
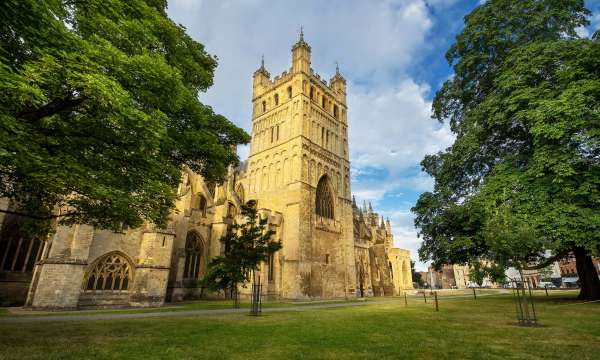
left=167, top=0, right=600, bottom=271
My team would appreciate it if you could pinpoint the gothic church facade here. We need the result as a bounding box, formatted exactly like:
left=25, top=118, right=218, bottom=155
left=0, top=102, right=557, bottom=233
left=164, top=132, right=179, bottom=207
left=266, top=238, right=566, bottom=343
left=0, top=34, right=412, bottom=309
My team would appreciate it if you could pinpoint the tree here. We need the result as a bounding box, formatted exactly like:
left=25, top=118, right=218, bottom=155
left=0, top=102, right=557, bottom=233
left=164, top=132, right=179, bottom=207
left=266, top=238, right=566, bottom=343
left=469, top=262, right=486, bottom=287
left=410, top=261, right=424, bottom=287
left=0, top=0, right=249, bottom=238
left=413, top=0, right=600, bottom=299
left=468, top=262, right=507, bottom=287
left=201, top=200, right=282, bottom=304
left=538, top=266, right=554, bottom=282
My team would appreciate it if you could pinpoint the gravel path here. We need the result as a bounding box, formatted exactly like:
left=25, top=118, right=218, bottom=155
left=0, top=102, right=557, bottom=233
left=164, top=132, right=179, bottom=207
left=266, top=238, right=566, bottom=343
left=0, top=291, right=509, bottom=324
left=0, top=300, right=394, bottom=323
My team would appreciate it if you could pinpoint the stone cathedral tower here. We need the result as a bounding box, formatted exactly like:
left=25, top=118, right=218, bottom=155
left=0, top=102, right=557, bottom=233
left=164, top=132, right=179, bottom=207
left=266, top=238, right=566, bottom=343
left=243, top=31, right=356, bottom=298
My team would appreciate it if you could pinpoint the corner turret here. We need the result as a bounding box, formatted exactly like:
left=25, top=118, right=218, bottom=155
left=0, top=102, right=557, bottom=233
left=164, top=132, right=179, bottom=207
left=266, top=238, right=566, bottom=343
left=330, top=62, right=347, bottom=97
left=291, top=27, right=311, bottom=73
left=253, top=55, right=270, bottom=86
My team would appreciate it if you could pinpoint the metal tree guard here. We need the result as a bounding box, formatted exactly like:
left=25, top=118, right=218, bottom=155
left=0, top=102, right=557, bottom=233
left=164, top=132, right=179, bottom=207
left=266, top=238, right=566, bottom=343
left=231, top=285, right=240, bottom=309
left=510, top=279, right=538, bottom=326
left=250, top=276, right=263, bottom=316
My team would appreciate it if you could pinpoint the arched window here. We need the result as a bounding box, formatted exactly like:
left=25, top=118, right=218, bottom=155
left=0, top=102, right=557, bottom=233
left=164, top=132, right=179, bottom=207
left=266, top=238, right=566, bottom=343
left=333, top=105, right=339, bottom=118
left=183, top=232, right=203, bottom=279
left=84, top=252, right=133, bottom=292
left=316, top=175, right=334, bottom=219
left=0, top=215, right=43, bottom=273
left=321, top=96, right=326, bottom=108
left=262, top=100, right=266, bottom=112
left=267, top=253, right=275, bottom=282
left=235, top=184, right=245, bottom=204
left=310, top=86, right=315, bottom=100
left=287, top=86, right=292, bottom=99
left=274, top=93, right=279, bottom=106
left=198, top=195, right=207, bottom=217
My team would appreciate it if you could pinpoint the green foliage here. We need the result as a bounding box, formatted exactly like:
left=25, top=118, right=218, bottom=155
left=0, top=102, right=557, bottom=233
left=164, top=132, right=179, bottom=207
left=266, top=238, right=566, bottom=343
left=202, top=200, right=282, bottom=294
left=410, top=261, right=424, bottom=287
left=0, top=0, right=249, bottom=237
left=413, top=0, right=599, bottom=277
left=538, top=266, right=554, bottom=281
left=433, top=0, right=589, bottom=127
left=469, top=262, right=486, bottom=286
left=469, top=262, right=507, bottom=286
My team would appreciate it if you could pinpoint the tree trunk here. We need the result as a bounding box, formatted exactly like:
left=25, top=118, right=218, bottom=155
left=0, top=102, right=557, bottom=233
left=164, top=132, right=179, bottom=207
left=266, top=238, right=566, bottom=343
left=574, top=247, right=600, bottom=300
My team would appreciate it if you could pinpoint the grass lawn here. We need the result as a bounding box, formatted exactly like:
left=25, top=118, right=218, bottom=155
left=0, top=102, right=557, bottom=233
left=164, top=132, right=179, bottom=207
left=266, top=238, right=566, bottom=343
left=0, top=291, right=598, bottom=360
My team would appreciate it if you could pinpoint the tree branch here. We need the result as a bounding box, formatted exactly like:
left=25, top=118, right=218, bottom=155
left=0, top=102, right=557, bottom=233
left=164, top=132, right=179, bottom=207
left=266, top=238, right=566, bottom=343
left=0, top=208, right=78, bottom=220
left=522, top=249, right=570, bottom=270
left=16, top=96, right=86, bottom=122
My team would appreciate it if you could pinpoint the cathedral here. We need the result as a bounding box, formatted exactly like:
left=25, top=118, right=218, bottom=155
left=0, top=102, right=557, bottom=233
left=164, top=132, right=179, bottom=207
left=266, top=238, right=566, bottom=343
left=0, top=33, right=413, bottom=309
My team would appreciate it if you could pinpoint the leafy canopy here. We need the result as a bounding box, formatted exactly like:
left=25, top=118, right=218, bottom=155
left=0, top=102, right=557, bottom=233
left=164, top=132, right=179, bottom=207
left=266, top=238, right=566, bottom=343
left=0, top=0, right=249, bottom=236
left=413, top=0, right=598, bottom=270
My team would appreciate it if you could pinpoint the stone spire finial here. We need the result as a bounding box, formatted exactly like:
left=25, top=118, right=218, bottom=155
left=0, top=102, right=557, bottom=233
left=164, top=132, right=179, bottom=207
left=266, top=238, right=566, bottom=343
left=368, top=202, right=373, bottom=212
left=362, top=200, right=367, bottom=212
left=380, top=216, right=385, bottom=228
left=352, top=195, right=357, bottom=208
left=254, top=54, right=270, bottom=78
left=292, top=26, right=311, bottom=52
left=331, top=60, right=346, bottom=85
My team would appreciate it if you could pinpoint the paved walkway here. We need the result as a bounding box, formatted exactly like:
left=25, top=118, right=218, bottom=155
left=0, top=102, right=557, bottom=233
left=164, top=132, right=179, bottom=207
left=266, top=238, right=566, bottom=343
left=0, top=300, right=395, bottom=324
left=0, top=291, right=509, bottom=324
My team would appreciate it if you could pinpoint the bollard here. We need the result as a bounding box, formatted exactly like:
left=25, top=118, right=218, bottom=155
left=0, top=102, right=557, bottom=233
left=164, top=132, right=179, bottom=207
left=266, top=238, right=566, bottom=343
left=423, top=292, right=427, bottom=303
left=472, top=287, right=477, bottom=300
left=404, top=293, right=408, bottom=306
left=434, top=291, right=439, bottom=312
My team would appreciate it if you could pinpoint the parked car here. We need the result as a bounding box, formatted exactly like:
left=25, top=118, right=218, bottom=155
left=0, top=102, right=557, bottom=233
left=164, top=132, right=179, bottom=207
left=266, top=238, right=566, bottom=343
left=538, top=282, right=556, bottom=288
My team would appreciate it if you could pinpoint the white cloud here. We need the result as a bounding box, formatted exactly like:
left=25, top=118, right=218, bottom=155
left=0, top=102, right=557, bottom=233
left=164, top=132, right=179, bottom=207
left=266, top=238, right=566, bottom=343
left=348, top=79, right=453, bottom=174
left=425, top=0, right=460, bottom=8
left=576, top=26, right=590, bottom=38
left=168, top=0, right=433, bottom=133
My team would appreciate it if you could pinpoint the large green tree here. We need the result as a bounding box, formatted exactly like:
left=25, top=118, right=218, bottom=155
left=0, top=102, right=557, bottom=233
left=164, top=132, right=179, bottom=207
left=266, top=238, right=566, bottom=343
left=0, top=0, right=249, bottom=237
left=413, top=0, right=600, bottom=299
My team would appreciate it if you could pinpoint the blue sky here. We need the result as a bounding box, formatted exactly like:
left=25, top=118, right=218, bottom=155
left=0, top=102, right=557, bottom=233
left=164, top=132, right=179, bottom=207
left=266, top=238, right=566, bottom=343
left=167, top=0, right=600, bottom=271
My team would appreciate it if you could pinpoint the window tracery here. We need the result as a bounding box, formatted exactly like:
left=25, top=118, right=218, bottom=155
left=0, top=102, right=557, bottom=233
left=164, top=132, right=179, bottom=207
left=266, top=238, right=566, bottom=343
left=0, top=216, right=43, bottom=273
left=183, top=232, right=203, bottom=279
left=84, top=252, right=132, bottom=292
left=316, top=175, right=334, bottom=219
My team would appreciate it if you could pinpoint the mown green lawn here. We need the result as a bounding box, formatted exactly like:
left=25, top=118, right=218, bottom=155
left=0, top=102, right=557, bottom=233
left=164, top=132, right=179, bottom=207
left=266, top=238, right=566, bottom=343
left=0, top=291, right=598, bottom=360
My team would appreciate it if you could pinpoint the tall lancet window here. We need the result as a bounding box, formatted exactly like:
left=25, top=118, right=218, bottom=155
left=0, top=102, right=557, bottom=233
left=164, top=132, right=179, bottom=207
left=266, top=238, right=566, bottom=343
left=183, top=232, right=203, bottom=279
left=316, top=175, right=334, bottom=219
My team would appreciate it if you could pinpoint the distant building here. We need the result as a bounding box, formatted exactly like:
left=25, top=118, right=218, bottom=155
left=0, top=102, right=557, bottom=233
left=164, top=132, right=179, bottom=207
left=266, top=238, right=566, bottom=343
left=558, top=254, right=600, bottom=288
left=424, top=264, right=471, bottom=289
